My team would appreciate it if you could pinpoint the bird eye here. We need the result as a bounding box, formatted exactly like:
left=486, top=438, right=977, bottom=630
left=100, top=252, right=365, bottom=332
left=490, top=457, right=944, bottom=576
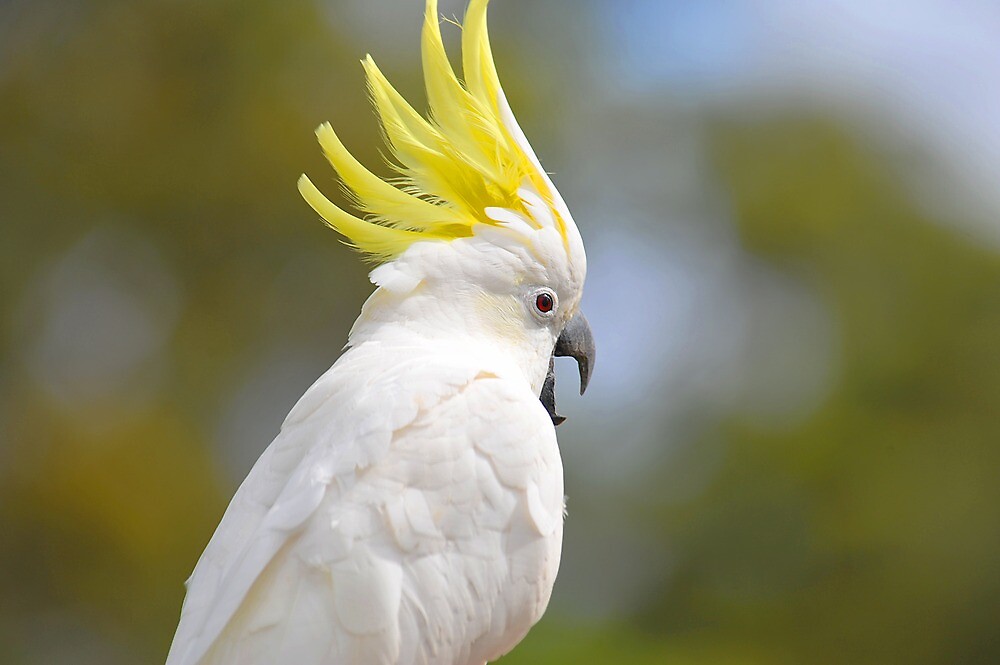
left=535, top=292, right=555, bottom=314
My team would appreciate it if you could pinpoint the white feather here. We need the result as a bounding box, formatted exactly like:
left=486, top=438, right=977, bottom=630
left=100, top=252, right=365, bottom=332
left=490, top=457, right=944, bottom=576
left=483, top=206, right=537, bottom=237
left=166, top=341, right=563, bottom=665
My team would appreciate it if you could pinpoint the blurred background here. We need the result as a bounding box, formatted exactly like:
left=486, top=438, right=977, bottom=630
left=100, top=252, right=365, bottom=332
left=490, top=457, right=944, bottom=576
left=2, top=0, right=999, bottom=662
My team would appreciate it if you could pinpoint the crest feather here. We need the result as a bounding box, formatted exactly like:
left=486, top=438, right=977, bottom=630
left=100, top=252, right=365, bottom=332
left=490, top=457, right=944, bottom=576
left=299, top=0, right=561, bottom=263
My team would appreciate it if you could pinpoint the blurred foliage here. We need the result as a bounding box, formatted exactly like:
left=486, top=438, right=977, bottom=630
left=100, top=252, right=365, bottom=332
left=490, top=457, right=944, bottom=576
left=650, top=118, right=1000, bottom=664
left=2, top=0, right=999, bottom=664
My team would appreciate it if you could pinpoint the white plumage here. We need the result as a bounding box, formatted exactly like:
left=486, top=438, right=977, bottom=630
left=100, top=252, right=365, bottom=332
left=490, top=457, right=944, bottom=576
left=168, top=342, right=563, bottom=665
left=167, top=1, right=590, bottom=662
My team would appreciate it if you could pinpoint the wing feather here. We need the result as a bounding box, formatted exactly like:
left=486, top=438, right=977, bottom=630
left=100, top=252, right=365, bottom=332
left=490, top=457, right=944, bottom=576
left=167, top=342, right=562, bottom=665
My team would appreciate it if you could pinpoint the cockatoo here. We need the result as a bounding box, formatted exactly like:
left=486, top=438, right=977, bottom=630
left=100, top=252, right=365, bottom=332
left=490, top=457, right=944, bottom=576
left=166, top=0, right=593, bottom=663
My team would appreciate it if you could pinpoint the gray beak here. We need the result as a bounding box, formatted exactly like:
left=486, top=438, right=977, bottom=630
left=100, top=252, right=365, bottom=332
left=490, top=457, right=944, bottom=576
left=540, top=312, right=596, bottom=426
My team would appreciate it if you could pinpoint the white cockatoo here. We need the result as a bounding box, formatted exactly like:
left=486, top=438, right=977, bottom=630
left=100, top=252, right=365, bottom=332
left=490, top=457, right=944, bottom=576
left=166, top=0, right=593, bottom=663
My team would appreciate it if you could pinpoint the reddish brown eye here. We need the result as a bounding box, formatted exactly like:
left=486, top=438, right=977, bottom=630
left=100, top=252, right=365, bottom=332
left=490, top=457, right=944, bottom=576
left=535, top=292, right=554, bottom=313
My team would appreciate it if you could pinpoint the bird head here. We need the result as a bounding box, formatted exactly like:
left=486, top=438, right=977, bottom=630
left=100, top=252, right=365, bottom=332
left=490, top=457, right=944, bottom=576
left=299, top=0, right=593, bottom=424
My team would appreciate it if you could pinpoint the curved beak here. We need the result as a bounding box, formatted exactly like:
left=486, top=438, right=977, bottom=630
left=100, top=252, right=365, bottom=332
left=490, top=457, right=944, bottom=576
left=540, top=311, right=596, bottom=426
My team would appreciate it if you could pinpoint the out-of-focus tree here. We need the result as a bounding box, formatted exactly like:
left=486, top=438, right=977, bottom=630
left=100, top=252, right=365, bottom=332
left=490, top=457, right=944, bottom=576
left=649, top=117, right=1000, bottom=665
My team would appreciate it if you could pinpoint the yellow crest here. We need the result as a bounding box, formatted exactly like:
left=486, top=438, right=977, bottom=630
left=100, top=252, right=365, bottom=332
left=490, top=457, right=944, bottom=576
left=298, top=0, right=566, bottom=262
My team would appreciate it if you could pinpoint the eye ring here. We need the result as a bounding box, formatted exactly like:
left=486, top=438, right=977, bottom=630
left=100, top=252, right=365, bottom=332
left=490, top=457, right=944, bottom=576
left=535, top=291, right=555, bottom=314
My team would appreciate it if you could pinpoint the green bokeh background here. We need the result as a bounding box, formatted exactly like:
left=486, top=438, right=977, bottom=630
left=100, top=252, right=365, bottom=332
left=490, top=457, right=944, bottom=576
left=2, top=1, right=998, bottom=663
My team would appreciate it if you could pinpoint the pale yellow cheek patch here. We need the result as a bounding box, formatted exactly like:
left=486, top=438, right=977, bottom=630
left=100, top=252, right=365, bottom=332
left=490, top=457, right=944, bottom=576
left=476, top=292, right=529, bottom=343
